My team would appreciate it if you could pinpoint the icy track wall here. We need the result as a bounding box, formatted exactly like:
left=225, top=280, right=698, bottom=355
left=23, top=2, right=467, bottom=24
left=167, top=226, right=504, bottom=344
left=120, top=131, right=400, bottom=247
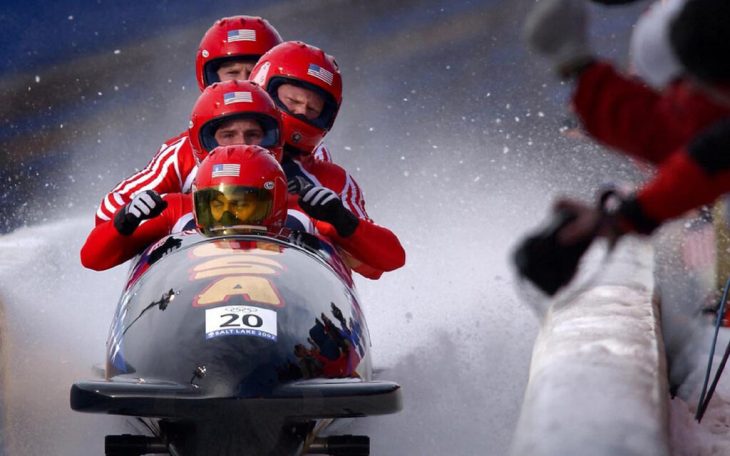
left=511, top=238, right=670, bottom=456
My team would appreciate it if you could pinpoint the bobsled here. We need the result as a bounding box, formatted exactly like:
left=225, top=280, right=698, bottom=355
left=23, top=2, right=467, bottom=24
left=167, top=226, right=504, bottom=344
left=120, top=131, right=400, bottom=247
left=70, top=230, right=402, bottom=456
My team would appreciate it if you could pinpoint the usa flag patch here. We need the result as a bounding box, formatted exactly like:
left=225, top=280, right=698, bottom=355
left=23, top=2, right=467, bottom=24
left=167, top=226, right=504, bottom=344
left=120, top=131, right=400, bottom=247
left=212, top=164, right=241, bottom=178
left=307, top=64, right=334, bottom=85
left=227, top=29, right=256, bottom=43
left=224, top=91, right=253, bottom=105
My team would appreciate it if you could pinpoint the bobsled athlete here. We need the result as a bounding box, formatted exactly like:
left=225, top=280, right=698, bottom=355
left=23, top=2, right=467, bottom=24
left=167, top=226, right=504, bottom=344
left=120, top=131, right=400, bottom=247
left=516, top=0, right=730, bottom=295
left=185, top=74, right=403, bottom=278
left=94, top=17, right=335, bottom=225
left=81, top=145, right=404, bottom=280
left=94, top=16, right=282, bottom=225
left=524, top=0, right=730, bottom=167
left=86, top=77, right=404, bottom=278
left=187, top=80, right=285, bottom=163
left=81, top=145, right=288, bottom=271
left=249, top=41, right=406, bottom=277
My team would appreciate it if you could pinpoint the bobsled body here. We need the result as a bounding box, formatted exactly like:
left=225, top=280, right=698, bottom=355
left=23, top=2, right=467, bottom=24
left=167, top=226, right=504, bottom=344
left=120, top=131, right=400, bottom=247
left=71, top=231, right=401, bottom=455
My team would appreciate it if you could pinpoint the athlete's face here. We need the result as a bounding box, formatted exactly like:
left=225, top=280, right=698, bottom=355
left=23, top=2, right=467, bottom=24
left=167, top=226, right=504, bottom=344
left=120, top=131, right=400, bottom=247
left=214, top=118, right=265, bottom=146
left=209, top=193, right=258, bottom=223
left=216, top=59, right=257, bottom=82
left=277, top=84, right=324, bottom=120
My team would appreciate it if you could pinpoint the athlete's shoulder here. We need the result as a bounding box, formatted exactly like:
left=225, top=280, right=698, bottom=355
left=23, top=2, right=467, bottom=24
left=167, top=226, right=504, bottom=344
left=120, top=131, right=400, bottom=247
left=159, top=131, right=196, bottom=179
left=306, top=159, right=348, bottom=189
left=160, top=130, right=190, bottom=150
left=307, top=158, right=347, bottom=175
left=313, top=142, right=333, bottom=162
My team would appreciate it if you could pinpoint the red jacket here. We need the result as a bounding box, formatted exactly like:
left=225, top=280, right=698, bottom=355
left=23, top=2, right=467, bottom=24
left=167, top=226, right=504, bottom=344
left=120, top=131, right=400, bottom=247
left=573, top=61, right=730, bottom=229
left=82, top=193, right=193, bottom=271
left=81, top=193, right=405, bottom=279
left=282, top=155, right=406, bottom=278
left=628, top=120, right=730, bottom=231
left=573, top=61, right=730, bottom=166
left=95, top=131, right=333, bottom=225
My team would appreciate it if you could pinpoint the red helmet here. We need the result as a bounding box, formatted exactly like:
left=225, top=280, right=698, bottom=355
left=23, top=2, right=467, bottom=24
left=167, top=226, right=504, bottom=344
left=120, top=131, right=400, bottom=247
left=250, top=41, right=343, bottom=156
left=189, top=80, right=283, bottom=163
left=195, top=16, right=282, bottom=91
left=193, top=145, right=287, bottom=236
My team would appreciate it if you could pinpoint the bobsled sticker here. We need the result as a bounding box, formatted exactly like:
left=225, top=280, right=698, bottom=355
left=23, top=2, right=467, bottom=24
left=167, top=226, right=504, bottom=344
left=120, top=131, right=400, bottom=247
left=205, top=305, right=277, bottom=341
left=190, top=243, right=285, bottom=308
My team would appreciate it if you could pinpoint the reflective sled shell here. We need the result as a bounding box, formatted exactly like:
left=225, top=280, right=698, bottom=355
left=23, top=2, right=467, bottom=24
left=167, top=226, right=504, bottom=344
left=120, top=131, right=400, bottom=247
left=107, top=232, right=372, bottom=399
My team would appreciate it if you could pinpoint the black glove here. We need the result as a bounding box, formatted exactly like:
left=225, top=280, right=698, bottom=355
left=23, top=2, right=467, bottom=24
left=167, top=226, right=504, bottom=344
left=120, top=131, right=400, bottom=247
left=513, top=207, right=596, bottom=296
left=288, top=175, right=308, bottom=194
left=114, top=190, right=167, bottom=235
left=291, top=177, right=359, bottom=237
left=513, top=186, right=659, bottom=296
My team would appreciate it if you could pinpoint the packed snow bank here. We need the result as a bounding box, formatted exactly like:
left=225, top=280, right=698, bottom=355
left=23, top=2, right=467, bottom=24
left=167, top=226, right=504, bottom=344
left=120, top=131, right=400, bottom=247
left=0, top=218, right=128, bottom=455
left=511, top=238, right=670, bottom=456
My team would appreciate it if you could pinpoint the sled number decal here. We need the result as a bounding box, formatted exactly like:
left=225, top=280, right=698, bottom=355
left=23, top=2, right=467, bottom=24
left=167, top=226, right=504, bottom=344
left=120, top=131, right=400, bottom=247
left=205, top=306, right=277, bottom=341
left=190, top=243, right=284, bottom=308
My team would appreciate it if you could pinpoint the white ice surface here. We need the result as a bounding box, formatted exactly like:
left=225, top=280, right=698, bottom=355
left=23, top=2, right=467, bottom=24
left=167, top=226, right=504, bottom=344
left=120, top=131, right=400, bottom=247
left=0, top=218, right=130, bottom=455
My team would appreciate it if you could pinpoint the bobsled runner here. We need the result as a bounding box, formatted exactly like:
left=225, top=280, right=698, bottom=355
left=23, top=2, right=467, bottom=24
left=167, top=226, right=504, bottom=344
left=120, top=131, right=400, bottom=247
left=70, top=230, right=402, bottom=456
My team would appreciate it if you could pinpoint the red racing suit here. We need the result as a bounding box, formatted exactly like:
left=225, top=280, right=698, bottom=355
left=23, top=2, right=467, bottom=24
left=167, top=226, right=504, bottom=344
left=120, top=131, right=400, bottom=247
left=95, top=131, right=333, bottom=224
left=616, top=119, right=730, bottom=234
left=280, top=154, right=405, bottom=278
left=572, top=61, right=730, bottom=228
left=81, top=193, right=405, bottom=280
left=83, top=193, right=194, bottom=271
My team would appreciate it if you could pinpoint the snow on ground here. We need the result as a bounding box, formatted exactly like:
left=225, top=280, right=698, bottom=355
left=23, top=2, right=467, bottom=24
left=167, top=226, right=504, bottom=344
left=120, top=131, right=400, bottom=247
left=0, top=218, right=130, bottom=455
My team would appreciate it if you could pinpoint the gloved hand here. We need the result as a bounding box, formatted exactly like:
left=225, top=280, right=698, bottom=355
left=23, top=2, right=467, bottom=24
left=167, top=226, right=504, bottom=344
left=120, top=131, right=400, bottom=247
left=290, top=176, right=359, bottom=237
left=523, top=0, right=595, bottom=78
left=114, top=190, right=167, bottom=235
left=513, top=189, right=634, bottom=296
left=513, top=204, right=598, bottom=296
left=288, top=175, right=307, bottom=194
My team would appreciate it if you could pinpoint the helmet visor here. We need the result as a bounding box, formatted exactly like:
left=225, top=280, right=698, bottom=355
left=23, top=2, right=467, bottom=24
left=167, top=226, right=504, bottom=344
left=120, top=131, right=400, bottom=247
left=199, top=113, right=280, bottom=154
left=203, top=56, right=259, bottom=86
left=268, top=77, right=338, bottom=130
left=195, top=184, right=274, bottom=235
